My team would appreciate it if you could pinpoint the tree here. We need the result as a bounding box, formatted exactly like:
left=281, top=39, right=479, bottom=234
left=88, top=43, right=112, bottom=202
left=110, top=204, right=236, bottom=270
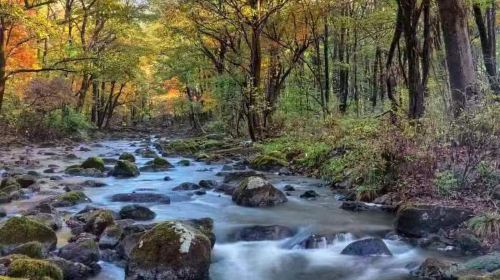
left=437, top=0, right=478, bottom=117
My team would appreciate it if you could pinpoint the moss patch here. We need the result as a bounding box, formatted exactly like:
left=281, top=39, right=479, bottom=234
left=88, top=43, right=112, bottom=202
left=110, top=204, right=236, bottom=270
left=80, top=157, right=105, bottom=171
left=0, top=217, right=57, bottom=250
left=8, top=258, right=63, bottom=280
left=118, top=152, right=136, bottom=162
left=56, top=191, right=89, bottom=205
left=250, top=154, right=287, bottom=171
left=10, top=241, right=44, bottom=258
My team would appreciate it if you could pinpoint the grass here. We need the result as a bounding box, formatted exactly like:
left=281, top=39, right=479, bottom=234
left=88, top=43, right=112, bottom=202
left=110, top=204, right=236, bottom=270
left=468, top=213, right=500, bottom=241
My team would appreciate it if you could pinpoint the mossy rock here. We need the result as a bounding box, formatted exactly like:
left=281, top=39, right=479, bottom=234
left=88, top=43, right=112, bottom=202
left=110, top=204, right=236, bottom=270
left=250, top=154, right=287, bottom=172
left=80, top=157, right=105, bottom=172
left=126, top=221, right=212, bottom=280
left=52, top=191, right=90, bottom=207
left=0, top=217, right=57, bottom=251
left=0, top=276, right=27, bottom=280
left=178, top=159, right=191, bottom=166
left=0, top=178, right=21, bottom=194
left=9, top=241, right=44, bottom=258
left=110, top=160, right=140, bottom=178
left=83, top=209, right=116, bottom=236
left=462, top=253, right=500, bottom=273
left=119, top=152, right=136, bottom=162
left=8, top=258, right=63, bottom=280
left=64, top=165, right=83, bottom=175
left=140, top=157, right=173, bottom=172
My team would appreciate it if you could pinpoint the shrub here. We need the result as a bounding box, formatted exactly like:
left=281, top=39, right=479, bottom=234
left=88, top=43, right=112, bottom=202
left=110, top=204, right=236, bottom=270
left=468, top=212, right=500, bottom=241
left=434, top=170, right=460, bottom=197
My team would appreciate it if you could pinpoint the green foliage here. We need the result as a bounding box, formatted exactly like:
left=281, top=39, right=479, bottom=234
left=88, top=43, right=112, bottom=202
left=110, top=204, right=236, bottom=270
left=476, top=161, right=500, bottom=191
left=468, top=213, right=500, bottom=240
left=434, top=170, right=460, bottom=196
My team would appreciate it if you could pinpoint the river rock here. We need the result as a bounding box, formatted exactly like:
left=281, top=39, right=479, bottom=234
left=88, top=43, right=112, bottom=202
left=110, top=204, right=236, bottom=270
left=67, top=208, right=116, bottom=236
left=125, top=221, right=213, bottom=280
left=58, top=238, right=100, bottom=273
left=81, top=157, right=105, bottom=171
left=119, top=152, right=136, bottom=162
left=199, top=180, right=217, bottom=189
left=15, top=174, right=37, bottom=188
left=120, top=204, right=156, bottom=221
left=411, top=258, right=459, bottom=280
left=136, top=148, right=158, bottom=158
left=178, top=159, right=191, bottom=166
left=99, top=225, right=123, bottom=249
left=214, top=184, right=236, bottom=195
left=461, top=252, right=500, bottom=273
left=0, top=216, right=57, bottom=252
left=7, top=257, right=63, bottom=280
left=173, top=182, right=201, bottom=191
left=25, top=212, right=63, bottom=231
left=341, top=201, right=396, bottom=213
left=232, top=177, right=287, bottom=207
left=9, top=241, right=45, bottom=258
left=51, top=191, right=91, bottom=207
left=340, top=238, right=392, bottom=256
left=229, top=225, right=295, bottom=241
left=300, top=190, right=319, bottom=199
left=395, top=205, right=473, bottom=238
left=110, top=193, right=170, bottom=204
left=140, top=157, right=173, bottom=172
left=283, top=185, right=295, bottom=191
left=48, top=256, right=95, bottom=280
left=110, top=160, right=140, bottom=178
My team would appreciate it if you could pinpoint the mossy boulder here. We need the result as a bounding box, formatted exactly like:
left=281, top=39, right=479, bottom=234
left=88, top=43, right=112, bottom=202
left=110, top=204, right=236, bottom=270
left=110, top=160, right=140, bottom=178
left=9, top=241, right=44, bottom=258
left=80, top=157, right=105, bottom=172
left=140, top=157, right=173, bottom=172
left=232, top=177, right=287, bottom=207
left=126, top=221, right=212, bottom=280
left=7, top=258, right=63, bottom=280
left=135, top=148, right=158, bottom=159
left=250, top=154, right=287, bottom=172
left=48, top=256, right=94, bottom=280
left=0, top=217, right=57, bottom=251
left=412, top=258, right=459, bottom=280
left=51, top=191, right=91, bottom=207
left=119, top=152, right=136, bottom=162
left=83, top=210, right=116, bottom=236
left=99, top=225, right=123, bottom=249
left=461, top=253, right=500, bottom=273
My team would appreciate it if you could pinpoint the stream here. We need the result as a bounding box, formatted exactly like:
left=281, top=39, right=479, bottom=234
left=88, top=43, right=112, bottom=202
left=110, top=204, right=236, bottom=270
left=0, top=137, right=450, bottom=280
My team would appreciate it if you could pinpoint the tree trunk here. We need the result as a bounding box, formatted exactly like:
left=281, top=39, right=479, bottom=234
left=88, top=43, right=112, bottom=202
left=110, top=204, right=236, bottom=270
left=323, top=21, right=330, bottom=105
left=437, top=0, right=478, bottom=116
left=0, top=19, right=6, bottom=113
left=472, top=3, right=498, bottom=93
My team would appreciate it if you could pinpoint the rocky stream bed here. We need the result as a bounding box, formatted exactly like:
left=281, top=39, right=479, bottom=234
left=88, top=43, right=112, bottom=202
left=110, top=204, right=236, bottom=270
left=0, top=136, right=498, bottom=280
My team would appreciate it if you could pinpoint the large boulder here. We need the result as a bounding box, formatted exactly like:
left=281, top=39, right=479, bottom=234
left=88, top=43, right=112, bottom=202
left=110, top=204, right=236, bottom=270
left=120, top=205, right=156, bottom=221
left=110, top=193, right=170, bottom=204
left=125, top=221, right=213, bottom=280
left=58, top=238, right=100, bottom=272
left=229, top=225, right=295, bottom=241
left=110, top=160, right=140, bottom=178
left=0, top=216, right=57, bottom=252
left=340, top=238, right=392, bottom=256
left=395, top=205, right=473, bottom=238
left=81, top=157, right=105, bottom=171
left=232, top=177, right=287, bottom=207
left=25, top=213, right=63, bottom=231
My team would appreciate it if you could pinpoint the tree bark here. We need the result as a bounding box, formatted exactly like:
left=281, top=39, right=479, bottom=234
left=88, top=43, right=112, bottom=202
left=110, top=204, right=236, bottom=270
left=472, top=3, right=498, bottom=93
left=437, top=0, right=478, bottom=116
left=0, top=19, right=6, bottom=112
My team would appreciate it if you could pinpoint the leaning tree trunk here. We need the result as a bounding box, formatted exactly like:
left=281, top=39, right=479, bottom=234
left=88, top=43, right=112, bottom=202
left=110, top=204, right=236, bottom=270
left=437, top=0, right=478, bottom=117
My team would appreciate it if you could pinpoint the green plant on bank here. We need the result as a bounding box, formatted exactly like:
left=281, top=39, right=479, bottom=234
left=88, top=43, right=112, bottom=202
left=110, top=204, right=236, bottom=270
left=476, top=161, right=500, bottom=191
left=468, top=212, right=500, bottom=240
left=434, top=170, right=460, bottom=197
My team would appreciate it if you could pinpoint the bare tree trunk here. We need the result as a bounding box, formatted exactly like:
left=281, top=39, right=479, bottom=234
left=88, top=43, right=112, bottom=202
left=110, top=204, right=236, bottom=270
left=472, top=3, right=498, bottom=93
left=0, top=19, right=6, bottom=113
left=437, top=0, right=478, bottom=116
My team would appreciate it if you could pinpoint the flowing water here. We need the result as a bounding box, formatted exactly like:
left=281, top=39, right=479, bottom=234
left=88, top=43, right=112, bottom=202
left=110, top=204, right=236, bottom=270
left=0, top=137, right=448, bottom=280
